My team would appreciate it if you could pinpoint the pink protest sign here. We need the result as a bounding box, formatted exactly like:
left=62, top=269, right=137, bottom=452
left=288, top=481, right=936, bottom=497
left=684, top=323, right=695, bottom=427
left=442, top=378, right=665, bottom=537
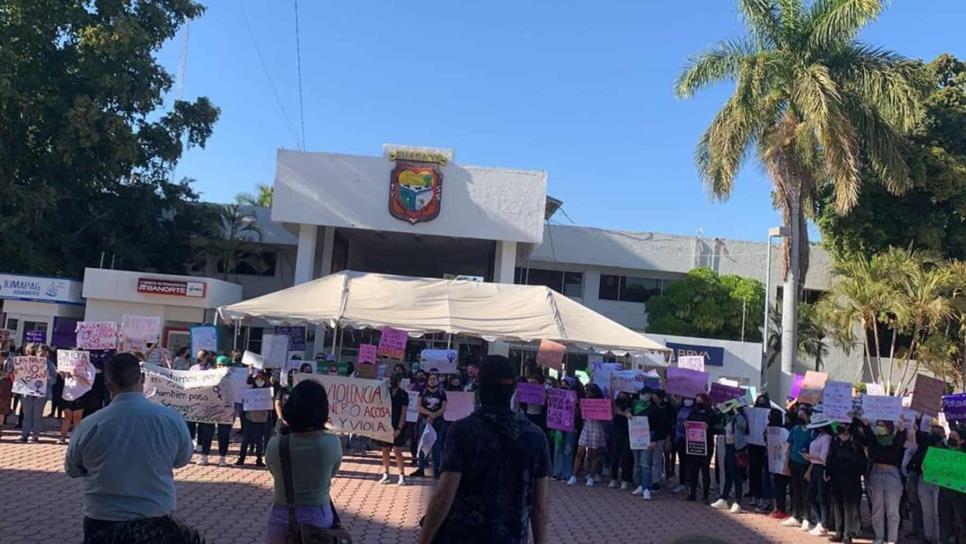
left=797, top=371, right=828, bottom=405
left=444, top=391, right=476, bottom=422
left=535, top=339, right=565, bottom=370
left=516, top=382, right=546, bottom=405
left=788, top=373, right=805, bottom=399
left=665, top=367, right=709, bottom=398
left=709, top=382, right=745, bottom=404
left=76, top=321, right=119, bottom=351
left=377, top=327, right=408, bottom=359
left=546, top=388, right=576, bottom=432
left=358, top=344, right=378, bottom=364
left=685, top=421, right=708, bottom=456
left=580, top=398, right=612, bottom=421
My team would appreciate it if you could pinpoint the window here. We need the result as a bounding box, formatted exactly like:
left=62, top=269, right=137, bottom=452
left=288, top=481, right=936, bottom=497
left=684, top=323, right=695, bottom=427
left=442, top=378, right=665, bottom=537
left=600, top=274, right=665, bottom=303
left=247, top=327, right=264, bottom=353
left=216, top=251, right=278, bottom=276
left=563, top=272, right=583, bottom=297
left=514, top=267, right=584, bottom=297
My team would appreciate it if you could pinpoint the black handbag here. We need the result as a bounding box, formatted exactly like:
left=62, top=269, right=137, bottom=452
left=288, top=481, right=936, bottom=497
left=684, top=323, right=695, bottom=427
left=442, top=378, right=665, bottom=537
left=279, top=434, right=353, bottom=544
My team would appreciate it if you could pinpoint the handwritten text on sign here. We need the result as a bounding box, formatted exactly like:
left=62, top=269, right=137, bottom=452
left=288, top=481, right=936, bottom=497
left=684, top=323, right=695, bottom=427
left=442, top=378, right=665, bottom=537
left=823, top=380, right=854, bottom=423
left=143, top=363, right=234, bottom=424
left=580, top=398, right=612, bottom=421
left=666, top=367, right=709, bottom=398
left=943, top=394, right=966, bottom=422
left=685, top=421, right=708, bottom=456
left=378, top=327, right=408, bottom=359
left=243, top=388, right=274, bottom=411
left=766, top=426, right=790, bottom=475
left=546, top=388, right=576, bottom=432
left=862, top=394, right=902, bottom=423
left=12, top=356, right=48, bottom=397
left=296, top=374, right=394, bottom=443
left=57, top=350, right=91, bottom=374
left=121, top=315, right=161, bottom=342
left=629, top=416, right=651, bottom=450
left=76, top=321, right=118, bottom=350
left=677, top=355, right=705, bottom=372
left=515, top=382, right=546, bottom=405
left=922, top=447, right=966, bottom=493
left=358, top=344, right=378, bottom=364
left=190, top=326, right=219, bottom=356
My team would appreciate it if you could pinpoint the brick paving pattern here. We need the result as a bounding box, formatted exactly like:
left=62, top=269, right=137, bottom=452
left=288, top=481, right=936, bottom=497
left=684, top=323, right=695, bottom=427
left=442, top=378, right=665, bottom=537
left=1, top=422, right=886, bottom=543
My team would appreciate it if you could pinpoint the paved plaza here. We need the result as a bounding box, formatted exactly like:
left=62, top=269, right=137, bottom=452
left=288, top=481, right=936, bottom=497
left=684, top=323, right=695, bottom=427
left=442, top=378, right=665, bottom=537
left=0, top=420, right=893, bottom=544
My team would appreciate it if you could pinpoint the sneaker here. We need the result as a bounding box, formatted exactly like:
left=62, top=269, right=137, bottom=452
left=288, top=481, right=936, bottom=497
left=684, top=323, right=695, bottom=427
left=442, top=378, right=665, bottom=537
left=198, top=455, right=209, bottom=466
left=781, top=517, right=800, bottom=527
left=809, top=524, right=828, bottom=537
left=827, top=534, right=844, bottom=543
left=631, top=486, right=644, bottom=496
left=378, top=473, right=391, bottom=485
left=28, top=436, right=39, bottom=443
left=217, top=456, right=227, bottom=467
left=673, top=484, right=686, bottom=494
left=566, top=476, right=578, bottom=486
left=769, top=510, right=786, bottom=519
left=608, top=480, right=619, bottom=489
left=254, top=459, right=266, bottom=468
left=57, top=437, right=67, bottom=444
left=620, top=482, right=629, bottom=491
left=409, top=469, right=426, bottom=478
left=801, top=520, right=811, bottom=531
left=234, top=458, right=245, bottom=466
left=710, top=499, right=729, bottom=510
left=729, top=503, right=741, bottom=514
left=397, top=475, right=406, bottom=486
left=18, top=436, right=27, bottom=443
left=585, top=476, right=595, bottom=487
left=642, top=489, right=652, bottom=501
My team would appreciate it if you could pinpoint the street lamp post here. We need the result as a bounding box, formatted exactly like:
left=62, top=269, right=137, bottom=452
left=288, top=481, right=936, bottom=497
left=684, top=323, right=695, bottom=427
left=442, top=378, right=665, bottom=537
left=762, top=226, right=788, bottom=392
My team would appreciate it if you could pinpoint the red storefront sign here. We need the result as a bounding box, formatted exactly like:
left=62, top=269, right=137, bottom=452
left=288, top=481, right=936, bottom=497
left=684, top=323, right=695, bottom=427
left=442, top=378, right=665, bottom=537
left=137, top=278, right=206, bottom=298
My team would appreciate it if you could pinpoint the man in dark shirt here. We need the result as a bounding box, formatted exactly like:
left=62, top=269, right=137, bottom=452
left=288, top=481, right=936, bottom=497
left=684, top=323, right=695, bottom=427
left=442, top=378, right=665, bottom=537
left=410, top=374, right=448, bottom=478
left=417, top=355, right=550, bottom=544
left=377, top=375, right=410, bottom=486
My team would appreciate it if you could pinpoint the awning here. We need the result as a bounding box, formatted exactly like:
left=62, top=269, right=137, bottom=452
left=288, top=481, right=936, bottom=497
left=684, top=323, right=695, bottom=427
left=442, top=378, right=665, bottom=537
left=218, top=270, right=669, bottom=356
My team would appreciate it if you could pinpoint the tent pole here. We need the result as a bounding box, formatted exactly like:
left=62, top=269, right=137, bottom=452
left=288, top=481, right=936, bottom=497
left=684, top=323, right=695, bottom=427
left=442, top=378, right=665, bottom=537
left=233, top=318, right=239, bottom=351
left=446, top=333, right=452, bottom=350
left=245, top=323, right=252, bottom=351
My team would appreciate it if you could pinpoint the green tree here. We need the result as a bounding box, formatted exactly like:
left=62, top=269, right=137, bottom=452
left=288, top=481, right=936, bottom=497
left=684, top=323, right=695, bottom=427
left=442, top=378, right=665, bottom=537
left=0, top=0, right=219, bottom=275
left=235, top=184, right=274, bottom=207
left=675, top=0, right=923, bottom=391
left=818, top=54, right=966, bottom=261
left=766, top=301, right=829, bottom=371
left=193, top=204, right=267, bottom=282
left=645, top=267, right=764, bottom=342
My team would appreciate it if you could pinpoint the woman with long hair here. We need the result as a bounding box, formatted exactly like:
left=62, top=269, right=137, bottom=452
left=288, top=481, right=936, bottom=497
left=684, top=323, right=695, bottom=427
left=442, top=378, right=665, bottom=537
left=568, top=383, right=606, bottom=487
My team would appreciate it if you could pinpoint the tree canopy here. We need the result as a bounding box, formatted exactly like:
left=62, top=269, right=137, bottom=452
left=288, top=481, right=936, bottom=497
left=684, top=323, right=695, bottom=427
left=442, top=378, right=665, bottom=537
left=817, top=54, right=966, bottom=262
left=645, top=267, right=765, bottom=342
left=0, top=0, right=219, bottom=276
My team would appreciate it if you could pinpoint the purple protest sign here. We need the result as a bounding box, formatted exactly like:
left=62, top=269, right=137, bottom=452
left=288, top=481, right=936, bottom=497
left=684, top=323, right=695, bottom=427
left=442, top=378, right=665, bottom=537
left=788, top=373, right=805, bottom=400
left=943, top=394, right=966, bottom=422
left=580, top=398, right=612, bottom=421
left=709, top=382, right=745, bottom=404
left=516, top=382, right=546, bottom=405
left=546, top=388, right=577, bottom=432
left=25, top=330, right=47, bottom=344
left=665, top=367, right=709, bottom=398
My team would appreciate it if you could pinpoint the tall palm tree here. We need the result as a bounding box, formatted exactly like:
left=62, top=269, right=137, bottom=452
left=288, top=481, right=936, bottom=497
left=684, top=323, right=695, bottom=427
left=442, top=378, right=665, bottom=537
left=194, top=204, right=267, bottom=281
left=767, top=301, right=828, bottom=371
left=676, top=0, right=923, bottom=394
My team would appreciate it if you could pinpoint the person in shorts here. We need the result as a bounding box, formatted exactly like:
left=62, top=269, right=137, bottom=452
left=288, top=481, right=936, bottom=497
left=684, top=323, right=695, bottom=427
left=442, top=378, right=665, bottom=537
left=376, top=374, right=410, bottom=485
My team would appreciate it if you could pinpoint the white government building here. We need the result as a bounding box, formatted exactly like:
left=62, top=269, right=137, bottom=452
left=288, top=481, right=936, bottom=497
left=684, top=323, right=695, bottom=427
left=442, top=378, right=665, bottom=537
left=0, top=145, right=864, bottom=396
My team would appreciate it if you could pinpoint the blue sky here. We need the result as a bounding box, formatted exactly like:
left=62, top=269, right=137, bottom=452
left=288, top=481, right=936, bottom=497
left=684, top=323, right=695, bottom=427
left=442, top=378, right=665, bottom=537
left=159, top=1, right=964, bottom=242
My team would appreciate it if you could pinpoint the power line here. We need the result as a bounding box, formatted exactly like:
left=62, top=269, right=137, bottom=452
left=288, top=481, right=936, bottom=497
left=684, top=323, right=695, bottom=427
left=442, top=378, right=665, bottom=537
left=294, top=0, right=307, bottom=150
left=236, top=0, right=302, bottom=149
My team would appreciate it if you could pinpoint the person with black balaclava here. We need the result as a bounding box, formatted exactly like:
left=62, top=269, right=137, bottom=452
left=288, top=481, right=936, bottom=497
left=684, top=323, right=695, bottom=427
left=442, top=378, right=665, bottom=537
left=685, top=393, right=716, bottom=503
left=825, top=419, right=866, bottom=544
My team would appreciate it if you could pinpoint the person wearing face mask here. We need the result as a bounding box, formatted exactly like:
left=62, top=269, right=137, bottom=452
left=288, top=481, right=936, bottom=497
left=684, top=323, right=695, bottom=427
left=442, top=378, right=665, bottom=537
left=712, top=403, right=750, bottom=514
left=825, top=420, right=867, bottom=544
left=685, top=393, right=717, bottom=503
left=376, top=374, right=410, bottom=486
left=608, top=391, right=635, bottom=491
left=909, top=420, right=946, bottom=544
left=855, top=416, right=908, bottom=544
left=630, top=387, right=667, bottom=500
left=673, top=396, right=695, bottom=493
left=746, top=395, right=770, bottom=511
left=568, top=383, right=607, bottom=487
left=551, top=378, right=581, bottom=482
left=409, top=373, right=447, bottom=479
left=781, top=405, right=813, bottom=530
left=765, top=408, right=790, bottom=520
left=409, top=370, right=429, bottom=464
left=935, top=427, right=966, bottom=544
left=236, top=371, right=271, bottom=467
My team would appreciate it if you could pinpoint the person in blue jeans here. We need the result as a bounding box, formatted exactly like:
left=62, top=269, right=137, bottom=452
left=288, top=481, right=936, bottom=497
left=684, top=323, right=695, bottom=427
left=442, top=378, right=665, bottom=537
left=712, top=406, right=749, bottom=513
left=409, top=373, right=447, bottom=478
left=631, top=387, right=669, bottom=501
left=551, top=378, right=580, bottom=480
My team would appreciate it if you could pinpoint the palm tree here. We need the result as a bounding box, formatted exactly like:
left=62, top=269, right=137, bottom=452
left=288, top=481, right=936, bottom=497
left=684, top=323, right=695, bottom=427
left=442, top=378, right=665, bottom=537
left=235, top=184, right=274, bottom=207
left=766, top=301, right=828, bottom=371
left=676, top=0, right=923, bottom=394
left=194, top=204, right=267, bottom=281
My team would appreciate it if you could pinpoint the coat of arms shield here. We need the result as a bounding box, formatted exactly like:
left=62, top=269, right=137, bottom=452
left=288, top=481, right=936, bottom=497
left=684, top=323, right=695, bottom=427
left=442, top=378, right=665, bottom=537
left=389, top=160, right=442, bottom=224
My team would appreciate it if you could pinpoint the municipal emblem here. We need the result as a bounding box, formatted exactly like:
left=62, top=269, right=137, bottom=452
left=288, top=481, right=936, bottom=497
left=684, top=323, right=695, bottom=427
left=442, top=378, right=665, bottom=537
left=389, top=158, right=443, bottom=224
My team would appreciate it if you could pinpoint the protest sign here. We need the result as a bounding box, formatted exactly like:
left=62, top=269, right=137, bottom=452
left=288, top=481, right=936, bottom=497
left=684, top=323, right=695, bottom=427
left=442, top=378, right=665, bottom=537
left=12, top=356, right=48, bottom=397
left=797, top=371, right=828, bottom=405
left=580, top=398, right=612, bottom=421
left=629, top=416, right=651, bottom=450
left=677, top=355, right=705, bottom=372
left=865, top=383, right=886, bottom=396
left=516, top=382, right=546, bottom=405
left=685, top=421, right=708, bottom=456
left=190, top=326, right=219, bottom=356
left=746, top=407, right=770, bottom=446
left=355, top=363, right=378, bottom=379
left=942, top=394, right=966, bottom=422
left=0, top=329, right=10, bottom=345
left=142, top=363, right=234, bottom=424
left=275, top=326, right=306, bottom=351
left=823, top=380, right=854, bottom=423
left=535, top=339, right=565, bottom=370
left=863, top=394, right=902, bottom=422
left=76, top=321, right=118, bottom=350
left=296, top=374, right=394, bottom=442
left=709, top=382, right=745, bottom=404
left=766, top=426, right=790, bottom=474
left=444, top=391, right=475, bottom=421
left=121, top=315, right=161, bottom=343
left=546, top=388, right=577, bottom=432
left=718, top=378, right=740, bottom=388
left=788, top=373, right=805, bottom=399
left=611, top=369, right=647, bottom=396
left=260, top=334, right=288, bottom=368
left=378, top=327, right=408, bottom=359
left=228, top=367, right=249, bottom=401
left=243, top=388, right=273, bottom=411
left=666, top=367, right=709, bottom=398
left=242, top=350, right=265, bottom=369
left=402, top=379, right=420, bottom=423
left=922, top=447, right=966, bottom=493
left=57, top=350, right=90, bottom=374
left=591, top=362, right=621, bottom=395
left=358, top=344, right=378, bottom=364
left=25, top=330, right=46, bottom=344
left=911, top=375, right=945, bottom=416
left=419, top=349, right=457, bottom=374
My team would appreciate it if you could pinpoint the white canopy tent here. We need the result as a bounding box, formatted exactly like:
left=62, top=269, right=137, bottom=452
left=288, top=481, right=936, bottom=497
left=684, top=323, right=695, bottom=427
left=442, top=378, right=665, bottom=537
left=218, top=270, right=670, bottom=356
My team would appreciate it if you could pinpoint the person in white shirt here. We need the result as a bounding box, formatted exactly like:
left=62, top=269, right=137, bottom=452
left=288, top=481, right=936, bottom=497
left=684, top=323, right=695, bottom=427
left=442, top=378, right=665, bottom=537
left=59, top=350, right=96, bottom=444
left=804, top=414, right=834, bottom=536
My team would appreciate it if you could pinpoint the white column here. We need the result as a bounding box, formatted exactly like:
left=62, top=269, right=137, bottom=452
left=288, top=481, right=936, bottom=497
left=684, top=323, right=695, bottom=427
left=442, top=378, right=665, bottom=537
left=489, top=240, right=518, bottom=356
left=294, top=224, right=317, bottom=285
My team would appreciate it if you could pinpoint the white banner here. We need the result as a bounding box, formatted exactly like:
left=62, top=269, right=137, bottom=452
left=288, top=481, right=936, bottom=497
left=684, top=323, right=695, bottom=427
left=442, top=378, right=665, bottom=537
left=143, top=363, right=234, bottom=424
left=862, top=394, right=902, bottom=423
left=824, top=380, right=854, bottom=423
left=261, top=334, right=288, bottom=368
left=677, top=355, right=705, bottom=372
left=296, top=373, right=393, bottom=442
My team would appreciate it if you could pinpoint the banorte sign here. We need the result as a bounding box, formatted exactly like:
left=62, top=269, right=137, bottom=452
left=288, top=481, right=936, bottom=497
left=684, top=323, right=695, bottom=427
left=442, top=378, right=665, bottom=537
left=137, top=278, right=206, bottom=298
